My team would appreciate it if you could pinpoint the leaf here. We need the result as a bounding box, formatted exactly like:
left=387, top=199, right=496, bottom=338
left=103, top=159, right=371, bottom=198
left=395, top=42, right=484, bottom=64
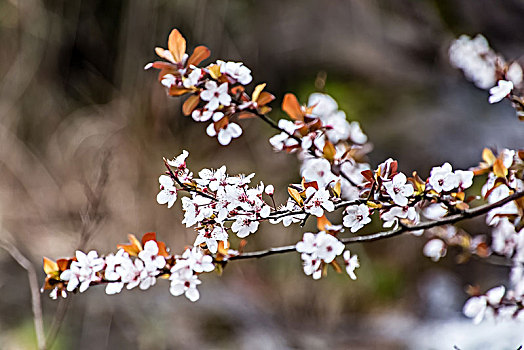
left=168, top=86, right=192, bottom=96
left=43, top=257, right=58, bottom=275
left=117, top=234, right=143, bottom=256
left=56, top=259, right=70, bottom=271
left=187, top=45, right=210, bottom=66
left=258, top=105, right=272, bottom=114
left=214, top=116, right=229, bottom=133
left=237, top=111, right=257, bottom=119
left=288, top=187, right=303, bottom=206
left=182, top=95, right=200, bottom=116
left=361, top=170, right=374, bottom=183
left=168, top=29, right=186, bottom=63
left=230, top=85, right=245, bottom=95
left=482, top=148, right=496, bottom=165
left=333, top=181, right=341, bottom=197
left=141, top=232, right=157, bottom=246
left=493, top=158, right=508, bottom=178
left=208, top=64, right=222, bottom=80
left=257, top=91, right=275, bottom=106
left=282, top=93, right=304, bottom=121
left=252, top=83, right=266, bottom=102
left=155, top=47, right=175, bottom=63
left=330, top=260, right=343, bottom=274
left=157, top=241, right=169, bottom=257
left=323, top=141, right=336, bottom=162
left=316, top=214, right=331, bottom=231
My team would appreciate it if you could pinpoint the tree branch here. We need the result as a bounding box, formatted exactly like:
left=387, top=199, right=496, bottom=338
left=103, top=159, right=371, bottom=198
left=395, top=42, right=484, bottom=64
left=229, top=190, right=524, bottom=261
left=0, top=237, right=46, bottom=350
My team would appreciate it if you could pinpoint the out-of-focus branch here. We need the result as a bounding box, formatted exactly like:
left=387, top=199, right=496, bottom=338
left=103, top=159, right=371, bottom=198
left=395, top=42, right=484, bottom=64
left=229, top=190, right=524, bottom=261
left=0, top=236, right=46, bottom=350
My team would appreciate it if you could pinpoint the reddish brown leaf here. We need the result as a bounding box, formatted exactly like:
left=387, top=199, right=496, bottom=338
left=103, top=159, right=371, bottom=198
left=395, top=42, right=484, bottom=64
left=168, top=86, right=192, bottom=96
left=237, top=111, right=257, bottom=119
left=317, top=214, right=331, bottom=231
left=187, top=45, right=210, bottom=67
left=168, top=29, right=186, bottom=63
left=257, top=91, right=275, bottom=106
left=182, top=95, right=200, bottom=116
left=141, top=232, right=157, bottom=246
left=282, top=93, right=304, bottom=121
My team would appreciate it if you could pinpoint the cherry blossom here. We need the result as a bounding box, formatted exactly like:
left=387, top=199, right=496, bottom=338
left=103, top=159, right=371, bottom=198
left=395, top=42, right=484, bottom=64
left=183, top=68, right=202, bottom=88
left=194, top=225, right=228, bottom=253
left=138, top=241, right=166, bottom=272
left=489, top=80, right=513, bottom=104
left=206, top=122, right=242, bottom=146
left=200, top=81, right=231, bottom=111
left=343, top=250, right=360, bottom=280
left=463, top=286, right=506, bottom=324
left=428, top=163, right=459, bottom=193
left=383, top=172, right=414, bottom=206
left=423, top=239, right=447, bottom=262
left=157, top=175, right=177, bottom=208
left=169, top=269, right=202, bottom=302
left=343, top=204, right=372, bottom=233
left=303, top=187, right=335, bottom=217
left=449, top=34, right=497, bottom=89
left=231, top=216, right=259, bottom=238
left=217, top=60, right=253, bottom=85
left=60, top=251, right=104, bottom=293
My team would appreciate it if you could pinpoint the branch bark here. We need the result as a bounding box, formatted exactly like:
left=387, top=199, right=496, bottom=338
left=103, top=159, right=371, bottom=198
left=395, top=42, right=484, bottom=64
left=0, top=237, right=46, bottom=350
left=229, top=190, right=524, bottom=261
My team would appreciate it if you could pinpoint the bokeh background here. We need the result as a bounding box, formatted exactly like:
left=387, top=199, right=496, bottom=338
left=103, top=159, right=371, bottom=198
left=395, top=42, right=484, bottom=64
left=1, top=0, right=523, bottom=349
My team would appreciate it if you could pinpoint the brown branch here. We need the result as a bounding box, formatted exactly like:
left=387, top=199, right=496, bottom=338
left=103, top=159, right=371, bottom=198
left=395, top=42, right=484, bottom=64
left=0, top=237, right=46, bottom=350
left=229, top=190, right=524, bottom=261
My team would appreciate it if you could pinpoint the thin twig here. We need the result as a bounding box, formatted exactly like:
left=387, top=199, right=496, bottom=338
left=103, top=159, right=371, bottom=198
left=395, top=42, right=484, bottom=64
left=229, top=190, right=524, bottom=260
left=0, top=237, right=46, bottom=350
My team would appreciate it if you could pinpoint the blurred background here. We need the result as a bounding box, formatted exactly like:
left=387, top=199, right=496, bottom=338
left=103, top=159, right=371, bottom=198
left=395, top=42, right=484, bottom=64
left=0, top=0, right=523, bottom=349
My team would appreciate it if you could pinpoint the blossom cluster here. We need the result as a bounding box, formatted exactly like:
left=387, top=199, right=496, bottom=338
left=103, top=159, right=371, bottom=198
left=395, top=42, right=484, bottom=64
left=145, top=29, right=275, bottom=145
left=42, top=233, right=216, bottom=302
left=296, top=230, right=359, bottom=280
left=449, top=34, right=524, bottom=118
left=460, top=149, right=524, bottom=322
left=41, top=28, right=524, bottom=326
left=157, top=150, right=273, bottom=254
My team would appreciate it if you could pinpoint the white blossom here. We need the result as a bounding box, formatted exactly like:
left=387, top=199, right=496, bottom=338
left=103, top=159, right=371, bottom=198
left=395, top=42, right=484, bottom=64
left=428, top=163, right=459, bottom=193
left=157, top=175, right=177, bottom=208
left=383, top=172, right=414, bottom=206
left=60, top=250, right=104, bottom=293
left=191, top=109, right=213, bottom=122
left=343, top=204, right=371, bottom=233
left=183, top=68, right=202, bottom=88
left=167, top=150, right=189, bottom=169
left=304, top=187, right=335, bottom=217
left=507, top=62, right=523, bottom=86
left=138, top=241, right=166, bottom=272
left=449, top=34, right=498, bottom=89
left=161, top=74, right=177, bottom=88
left=231, top=216, right=259, bottom=238
left=194, top=225, right=228, bottom=253
left=217, top=60, right=253, bottom=85
left=206, top=122, right=242, bottom=146
left=301, top=158, right=337, bottom=188
left=169, top=269, right=202, bottom=302
left=489, top=80, right=513, bottom=104
left=343, top=250, right=360, bottom=280
left=200, top=81, right=231, bottom=111
left=423, top=239, right=447, bottom=262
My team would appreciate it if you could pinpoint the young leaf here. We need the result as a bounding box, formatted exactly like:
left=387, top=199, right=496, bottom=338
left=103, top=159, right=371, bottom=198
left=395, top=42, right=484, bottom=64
left=168, top=29, right=186, bottom=63
left=187, top=45, right=210, bottom=67
left=183, top=95, right=200, bottom=116
left=282, top=93, right=304, bottom=121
